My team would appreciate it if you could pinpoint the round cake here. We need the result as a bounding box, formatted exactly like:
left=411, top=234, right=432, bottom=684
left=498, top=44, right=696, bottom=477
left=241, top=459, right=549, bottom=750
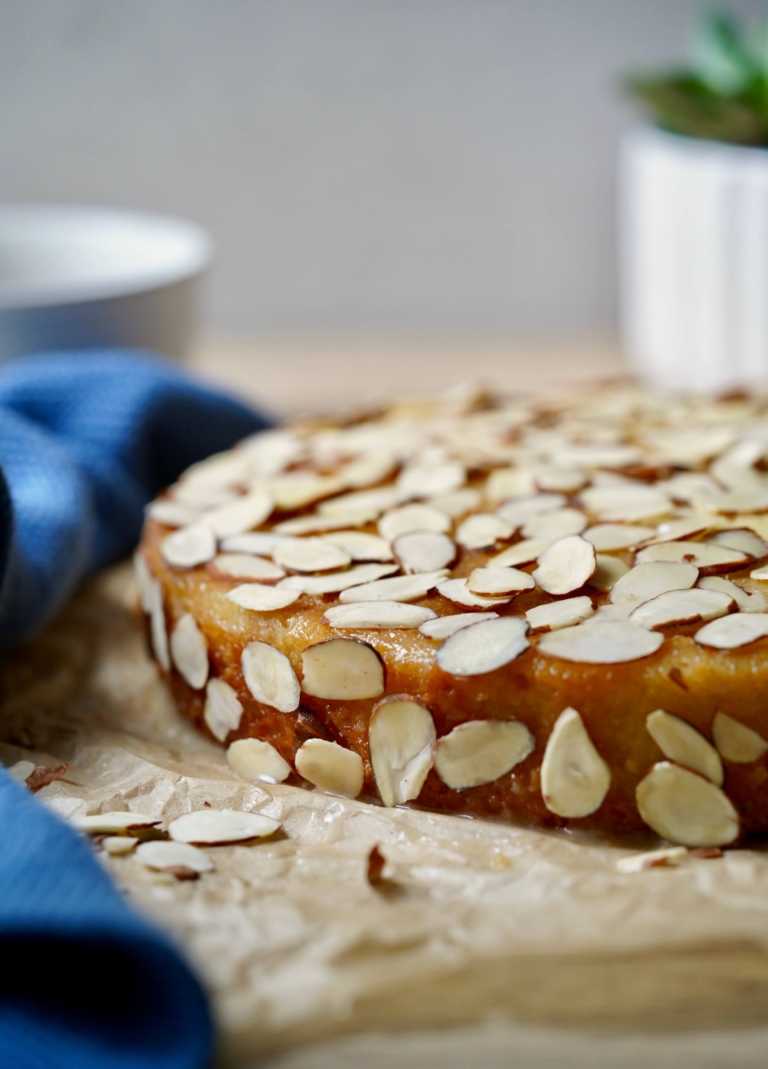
left=136, top=381, right=768, bottom=847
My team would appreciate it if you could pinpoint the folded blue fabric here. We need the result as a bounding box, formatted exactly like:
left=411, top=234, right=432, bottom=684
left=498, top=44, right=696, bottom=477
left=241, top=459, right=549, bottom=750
left=0, top=351, right=272, bottom=1069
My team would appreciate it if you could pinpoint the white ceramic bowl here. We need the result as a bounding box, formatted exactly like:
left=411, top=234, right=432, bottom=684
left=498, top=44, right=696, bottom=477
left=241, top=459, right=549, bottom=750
left=0, top=205, right=212, bottom=362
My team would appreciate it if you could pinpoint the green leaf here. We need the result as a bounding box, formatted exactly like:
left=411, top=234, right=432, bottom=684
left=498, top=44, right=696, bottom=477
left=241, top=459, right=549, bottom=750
left=690, top=11, right=755, bottom=94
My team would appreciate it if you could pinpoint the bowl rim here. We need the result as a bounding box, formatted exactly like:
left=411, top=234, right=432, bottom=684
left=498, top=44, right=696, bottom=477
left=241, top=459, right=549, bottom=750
left=0, top=203, right=213, bottom=311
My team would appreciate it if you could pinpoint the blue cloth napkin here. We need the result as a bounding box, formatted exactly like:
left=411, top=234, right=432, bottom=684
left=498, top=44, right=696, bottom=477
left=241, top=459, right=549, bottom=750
left=0, top=351, right=272, bottom=1068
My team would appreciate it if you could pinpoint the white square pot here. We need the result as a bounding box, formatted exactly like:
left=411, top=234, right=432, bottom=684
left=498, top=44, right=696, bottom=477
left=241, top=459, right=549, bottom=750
left=620, top=126, right=768, bottom=392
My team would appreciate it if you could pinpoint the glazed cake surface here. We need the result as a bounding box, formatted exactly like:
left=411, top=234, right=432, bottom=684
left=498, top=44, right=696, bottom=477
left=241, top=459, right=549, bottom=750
left=136, top=382, right=768, bottom=847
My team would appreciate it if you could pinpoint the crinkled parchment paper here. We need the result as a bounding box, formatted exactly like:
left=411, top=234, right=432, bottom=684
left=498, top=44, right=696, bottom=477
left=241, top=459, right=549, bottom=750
left=4, top=565, right=768, bottom=1063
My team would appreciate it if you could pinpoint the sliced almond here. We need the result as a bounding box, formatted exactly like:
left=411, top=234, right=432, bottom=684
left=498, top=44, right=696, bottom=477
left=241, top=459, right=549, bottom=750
left=102, top=836, right=139, bottom=856
left=418, top=611, right=499, bottom=639
left=644, top=516, right=714, bottom=545
left=73, top=812, right=161, bottom=834
left=318, top=485, right=401, bottom=518
left=636, top=762, right=739, bottom=847
left=712, top=712, right=768, bottom=763
left=146, top=499, right=202, bottom=528
left=455, top=513, right=514, bottom=550
left=226, top=583, right=302, bottom=612
left=272, top=537, right=351, bottom=574
left=295, top=739, right=364, bottom=797
left=241, top=641, right=301, bottom=712
left=434, top=720, right=535, bottom=789
left=136, top=840, right=213, bottom=874
left=535, top=467, right=587, bottom=492
left=378, top=503, right=452, bottom=542
left=170, top=613, right=209, bottom=690
left=274, top=509, right=380, bottom=535
left=467, top=566, right=535, bottom=596
left=339, top=571, right=448, bottom=604
left=532, top=535, right=596, bottom=596
left=435, top=616, right=529, bottom=676
left=168, top=808, right=281, bottom=846
left=396, top=460, right=465, bottom=500
left=752, top=564, right=768, bottom=580
left=635, top=540, right=750, bottom=574
left=490, top=539, right=550, bottom=568
left=583, top=524, right=655, bottom=552
left=431, top=487, right=482, bottom=517
left=697, top=489, right=768, bottom=515
left=525, top=596, right=594, bottom=633
left=709, top=528, right=767, bottom=559
left=522, top=508, right=587, bottom=541
left=540, top=707, right=611, bottom=818
left=485, top=467, right=536, bottom=505
left=321, top=530, right=394, bottom=562
left=368, top=696, right=436, bottom=806
left=279, top=562, right=399, bottom=595
left=436, top=577, right=511, bottom=608
left=496, top=493, right=567, bottom=529
left=580, top=485, right=671, bottom=523
left=204, top=678, right=243, bottom=741
left=147, top=579, right=170, bottom=671
left=269, top=473, right=344, bottom=511
left=588, top=553, right=629, bottom=592
left=220, top=532, right=291, bottom=555
left=698, top=575, right=767, bottom=613
left=133, top=551, right=154, bottom=613
left=301, top=638, right=385, bottom=699
left=695, top=613, right=768, bottom=649
left=646, top=709, right=723, bottom=785
left=160, top=523, right=216, bottom=569
left=538, top=620, right=663, bottom=664
left=394, top=530, right=456, bottom=574
left=226, top=738, right=292, bottom=783
left=629, top=588, right=734, bottom=630
left=616, top=846, right=689, bottom=873
left=210, top=553, right=285, bottom=581
left=205, top=490, right=274, bottom=538
left=324, top=601, right=437, bottom=630
left=609, top=561, right=698, bottom=606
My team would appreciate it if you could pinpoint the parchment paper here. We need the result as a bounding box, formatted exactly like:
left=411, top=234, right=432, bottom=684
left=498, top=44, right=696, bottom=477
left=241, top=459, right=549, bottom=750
left=4, top=565, right=768, bottom=1063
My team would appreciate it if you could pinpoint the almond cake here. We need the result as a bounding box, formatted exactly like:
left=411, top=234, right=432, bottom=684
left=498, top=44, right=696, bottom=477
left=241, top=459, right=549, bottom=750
left=136, top=381, right=768, bottom=848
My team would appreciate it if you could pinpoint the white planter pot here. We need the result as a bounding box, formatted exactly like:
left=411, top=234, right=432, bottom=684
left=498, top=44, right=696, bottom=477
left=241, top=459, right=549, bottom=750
left=620, top=126, right=768, bottom=392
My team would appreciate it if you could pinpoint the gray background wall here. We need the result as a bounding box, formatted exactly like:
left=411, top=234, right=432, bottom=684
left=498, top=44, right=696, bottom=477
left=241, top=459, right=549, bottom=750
left=1, top=1, right=764, bottom=334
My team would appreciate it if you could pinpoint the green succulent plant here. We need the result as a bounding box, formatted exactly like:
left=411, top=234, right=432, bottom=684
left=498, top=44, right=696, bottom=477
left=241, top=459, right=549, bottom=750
left=628, top=10, right=768, bottom=145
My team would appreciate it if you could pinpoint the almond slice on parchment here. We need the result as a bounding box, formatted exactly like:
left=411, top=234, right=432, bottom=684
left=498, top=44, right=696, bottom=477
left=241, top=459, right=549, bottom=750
left=635, top=540, right=750, bottom=574
left=698, top=575, right=767, bottom=613
left=136, top=840, right=214, bottom=875
left=378, top=503, right=452, bottom=542
left=295, top=739, right=364, bottom=798
left=226, top=583, right=302, bottom=612
left=394, top=530, right=456, bottom=574
left=695, top=613, right=768, bottom=649
left=540, top=707, right=611, bottom=818
left=532, top=535, right=596, bottom=596
left=588, top=554, right=629, bottom=593
left=436, top=577, right=511, bottom=608
left=467, top=566, right=535, bottom=597
left=490, top=539, right=550, bottom=568
left=320, top=530, right=394, bottom=562
left=636, top=762, right=739, bottom=847
left=368, top=696, right=436, bottom=807
left=301, top=638, right=385, bottom=699
left=170, top=613, right=209, bottom=690
left=279, top=563, right=399, bottom=595
left=203, top=678, right=243, bottom=741
left=522, top=508, right=587, bottom=541
left=496, top=493, right=567, bottom=530
left=455, top=513, right=514, bottom=550
left=73, top=811, right=161, bottom=834
left=525, top=596, right=594, bottom=633
left=646, top=709, right=723, bottom=785
left=615, top=846, right=689, bottom=874
left=226, top=738, right=292, bottom=784
left=418, top=611, right=499, bottom=640
left=272, top=537, right=352, bottom=574
left=168, top=809, right=281, bottom=846
left=629, top=588, right=734, bottom=631
left=241, top=641, right=301, bottom=713
left=160, top=524, right=217, bottom=569
left=102, top=836, right=138, bottom=856
left=339, top=571, right=448, bottom=604
left=583, top=524, right=655, bottom=552
left=210, top=553, right=286, bottom=582
left=434, top=720, right=535, bottom=789
left=712, top=712, right=768, bottom=763
left=537, top=621, right=664, bottom=664
left=435, top=616, right=529, bottom=676
left=324, top=601, right=437, bottom=630
left=608, top=561, right=698, bottom=606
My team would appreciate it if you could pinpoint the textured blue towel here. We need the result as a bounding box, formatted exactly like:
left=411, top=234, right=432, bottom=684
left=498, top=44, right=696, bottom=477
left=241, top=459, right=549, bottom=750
left=0, top=351, right=272, bottom=1068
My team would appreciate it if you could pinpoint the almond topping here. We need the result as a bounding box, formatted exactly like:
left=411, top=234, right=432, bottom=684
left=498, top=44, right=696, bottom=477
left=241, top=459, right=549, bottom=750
left=226, top=583, right=302, bottom=612
left=295, top=739, right=364, bottom=797
left=160, top=523, right=216, bottom=569
left=583, top=524, right=655, bottom=552
left=146, top=499, right=202, bottom=528
left=318, top=486, right=400, bottom=518
left=467, top=566, right=536, bottom=597
left=274, top=509, right=380, bottom=535
left=394, top=530, right=456, bottom=574
left=635, top=540, right=750, bottom=574
left=694, top=613, right=768, bottom=649
left=580, top=485, right=671, bottom=523
left=455, top=513, right=514, bottom=550
left=712, top=712, right=768, bottom=763
left=588, top=554, right=629, bottom=592
left=133, top=551, right=154, bottom=613
left=136, top=840, right=213, bottom=874
left=646, top=709, right=723, bottom=785
left=533, top=535, right=596, bottom=596
left=751, top=563, right=768, bottom=580
left=321, top=530, right=394, bottom=562
left=525, top=596, right=594, bottom=632
left=147, top=579, right=170, bottom=671
left=203, top=678, right=243, bottom=741
left=436, top=577, right=511, bottom=608
left=540, top=708, right=611, bottom=818
left=434, top=720, right=535, bottom=789
left=168, top=809, right=281, bottom=846
left=538, top=621, right=663, bottom=663
left=368, top=696, right=436, bottom=806
left=272, top=537, right=351, bottom=574
left=324, top=602, right=437, bottom=630
left=522, top=508, right=587, bottom=540
left=210, top=553, right=285, bottom=581
left=396, top=460, right=465, bottom=500
left=242, top=641, right=301, bottom=712
left=220, top=532, right=291, bottom=555
left=378, top=503, right=452, bottom=541
left=708, top=528, right=767, bottom=559
left=204, top=490, right=274, bottom=538
left=301, top=638, right=385, bottom=699
left=226, top=738, right=292, bottom=783
left=609, top=561, right=698, bottom=606
left=636, top=762, right=739, bottom=847
left=645, top=516, right=714, bottom=544
left=73, top=812, right=161, bottom=834
left=629, top=588, right=734, bottom=630
left=496, top=493, right=567, bottom=529
left=429, top=487, right=482, bottom=517
left=418, top=612, right=499, bottom=639
left=170, top=613, right=209, bottom=690
left=102, top=836, right=138, bottom=856
left=484, top=467, right=536, bottom=505
left=615, top=846, right=689, bottom=873
left=435, top=616, right=529, bottom=676
left=490, top=539, right=550, bottom=568
left=278, top=563, right=399, bottom=595
left=698, top=575, right=767, bottom=612
left=339, top=571, right=448, bottom=604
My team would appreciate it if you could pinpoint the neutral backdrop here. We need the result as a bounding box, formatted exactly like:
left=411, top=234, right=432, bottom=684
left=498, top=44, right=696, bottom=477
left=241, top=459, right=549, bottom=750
left=1, top=0, right=764, bottom=334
